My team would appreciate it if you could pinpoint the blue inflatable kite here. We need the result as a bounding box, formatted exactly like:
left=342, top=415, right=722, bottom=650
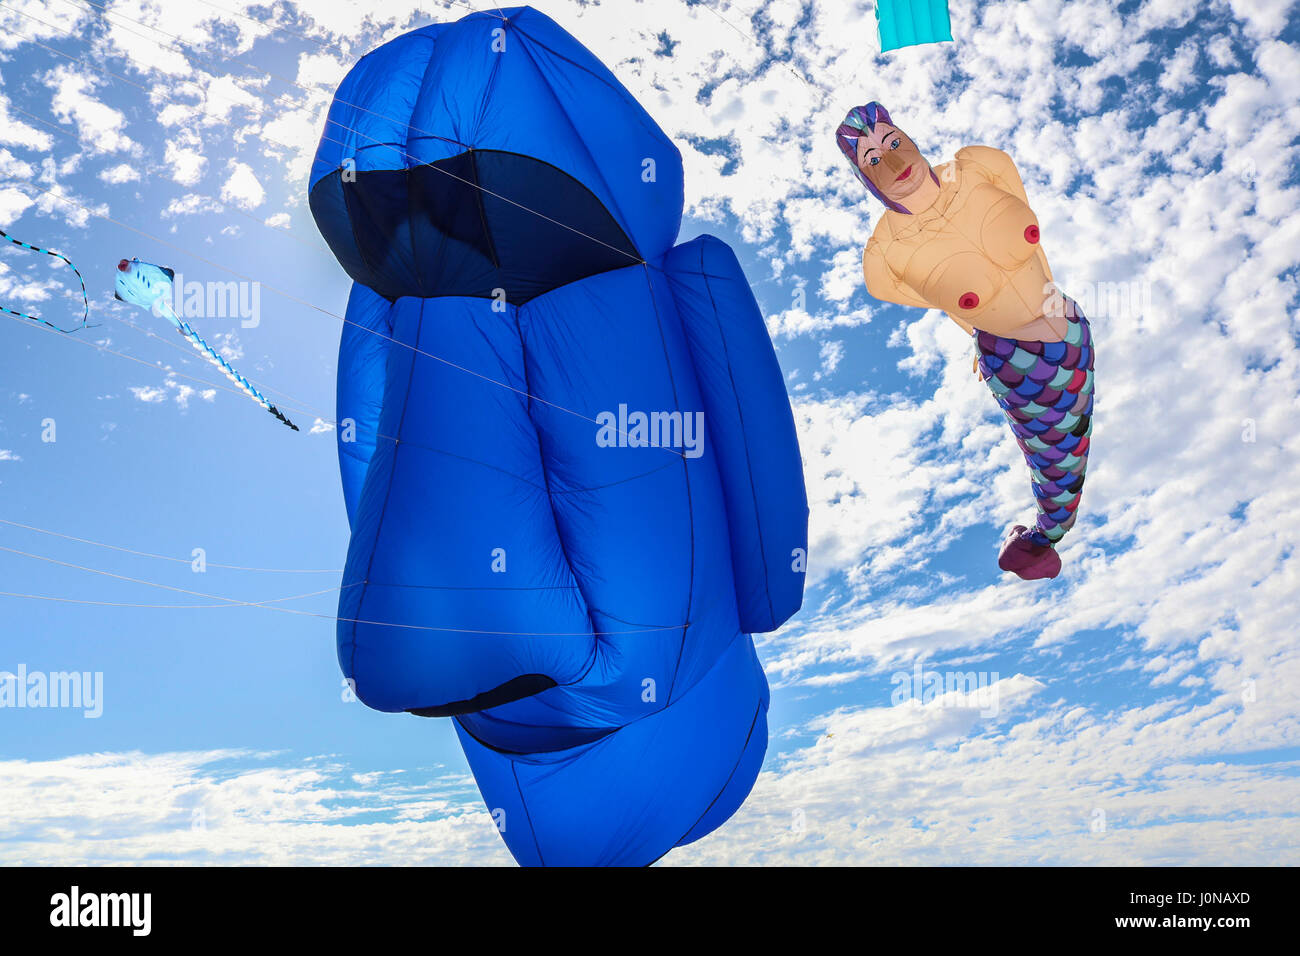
left=310, top=6, right=807, bottom=865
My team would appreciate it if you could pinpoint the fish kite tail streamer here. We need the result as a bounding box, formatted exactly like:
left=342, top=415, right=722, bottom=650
left=270, top=405, right=300, bottom=431
left=168, top=307, right=299, bottom=432
left=0, top=228, right=92, bottom=332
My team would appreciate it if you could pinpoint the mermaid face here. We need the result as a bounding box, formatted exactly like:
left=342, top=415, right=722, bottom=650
left=855, top=124, right=931, bottom=204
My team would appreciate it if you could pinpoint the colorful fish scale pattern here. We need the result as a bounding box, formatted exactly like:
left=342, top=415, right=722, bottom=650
left=975, top=302, right=1094, bottom=548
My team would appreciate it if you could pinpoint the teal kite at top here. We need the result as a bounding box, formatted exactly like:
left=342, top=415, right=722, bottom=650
left=876, top=0, right=953, bottom=52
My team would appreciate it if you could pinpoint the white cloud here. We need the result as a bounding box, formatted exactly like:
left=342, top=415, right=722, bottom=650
left=201, top=74, right=269, bottom=123
left=164, top=136, right=207, bottom=186
left=163, top=194, right=221, bottom=218
left=207, top=331, right=243, bottom=362
left=98, top=162, right=141, bottom=184
left=0, top=95, right=53, bottom=151
left=671, top=682, right=1300, bottom=865
left=0, top=187, right=35, bottom=225
left=43, top=65, right=135, bottom=154
left=1158, top=38, right=1201, bottom=93
left=0, top=750, right=510, bottom=866
left=814, top=339, right=843, bottom=380
left=767, top=304, right=872, bottom=340
left=0, top=0, right=86, bottom=54
left=128, top=385, right=167, bottom=404
left=127, top=372, right=215, bottom=408
left=818, top=248, right=867, bottom=305
left=220, top=160, right=266, bottom=210
left=0, top=256, right=59, bottom=315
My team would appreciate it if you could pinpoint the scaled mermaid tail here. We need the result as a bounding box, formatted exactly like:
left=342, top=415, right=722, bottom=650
left=975, top=299, right=1094, bottom=571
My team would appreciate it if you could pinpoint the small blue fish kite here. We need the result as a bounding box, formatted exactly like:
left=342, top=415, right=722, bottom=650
left=114, top=258, right=298, bottom=431
left=876, top=0, right=953, bottom=52
left=0, top=228, right=93, bottom=332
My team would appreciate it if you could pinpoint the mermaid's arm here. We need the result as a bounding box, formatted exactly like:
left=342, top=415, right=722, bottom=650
left=957, top=145, right=1025, bottom=198
left=957, top=146, right=1054, bottom=283
left=864, top=239, right=978, bottom=335
left=863, top=239, right=931, bottom=309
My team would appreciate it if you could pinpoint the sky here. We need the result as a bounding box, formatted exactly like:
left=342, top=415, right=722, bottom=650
left=0, top=0, right=1298, bottom=866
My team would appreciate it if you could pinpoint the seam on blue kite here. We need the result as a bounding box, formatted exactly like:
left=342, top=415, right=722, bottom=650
left=346, top=296, right=427, bottom=686
left=693, top=238, right=777, bottom=630
left=512, top=300, right=597, bottom=659
left=652, top=695, right=765, bottom=866
left=640, top=263, right=695, bottom=703
left=511, top=761, right=547, bottom=867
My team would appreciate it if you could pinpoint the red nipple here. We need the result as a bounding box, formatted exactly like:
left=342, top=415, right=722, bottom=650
left=1025, top=225, right=1040, bottom=244
left=959, top=292, right=980, bottom=310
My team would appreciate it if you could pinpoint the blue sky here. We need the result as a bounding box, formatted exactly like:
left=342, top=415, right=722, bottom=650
left=2, top=0, right=1298, bottom=865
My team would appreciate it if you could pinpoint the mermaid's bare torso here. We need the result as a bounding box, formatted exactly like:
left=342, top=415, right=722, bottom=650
left=864, top=146, right=1066, bottom=342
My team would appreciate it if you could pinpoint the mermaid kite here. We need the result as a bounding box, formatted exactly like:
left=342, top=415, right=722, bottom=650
left=837, top=103, right=1094, bottom=580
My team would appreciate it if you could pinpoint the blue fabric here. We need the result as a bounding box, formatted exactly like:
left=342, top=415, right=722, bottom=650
left=663, top=236, right=808, bottom=634
left=876, top=0, right=954, bottom=52
left=336, top=284, right=392, bottom=525
left=311, top=5, right=806, bottom=866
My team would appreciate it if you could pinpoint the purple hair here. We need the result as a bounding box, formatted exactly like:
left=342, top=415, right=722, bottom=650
left=835, top=101, right=937, bottom=215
